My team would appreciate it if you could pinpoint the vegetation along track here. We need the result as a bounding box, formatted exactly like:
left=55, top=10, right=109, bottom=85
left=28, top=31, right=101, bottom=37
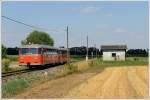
left=2, top=60, right=80, bottom=78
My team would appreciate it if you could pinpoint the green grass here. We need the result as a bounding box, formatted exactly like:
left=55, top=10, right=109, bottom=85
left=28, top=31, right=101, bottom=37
left=70, top=55, right=97, bottom=62
left=6, top=55, right=18, bottom=62
left=127, top=57, right=148, bottom=61
left=90, top=57, right=148, bottom=67
left=2, top=79, right=29, bottom=98
left=65, top=63, right=78, bottom=74
left=70, top=55, right=85, bottom=62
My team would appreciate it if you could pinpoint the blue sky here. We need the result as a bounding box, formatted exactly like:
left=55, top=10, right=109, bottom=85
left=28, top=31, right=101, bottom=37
left=1, top=1, right=149, bottom=49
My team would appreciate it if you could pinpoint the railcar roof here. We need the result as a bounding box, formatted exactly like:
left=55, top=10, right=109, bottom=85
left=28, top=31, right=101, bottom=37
left=58, top=48, right=68, bottom=51
left=20, top=44, right=58, bottom=50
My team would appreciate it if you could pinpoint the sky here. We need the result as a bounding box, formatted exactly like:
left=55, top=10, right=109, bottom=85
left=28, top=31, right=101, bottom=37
left=1, top=1, right=149, bottom=49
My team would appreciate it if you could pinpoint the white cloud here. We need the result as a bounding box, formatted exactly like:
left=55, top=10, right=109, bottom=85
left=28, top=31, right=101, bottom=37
left=113, top=28, right=127, bottom=33
left=80, top=6, right=100, bottom=14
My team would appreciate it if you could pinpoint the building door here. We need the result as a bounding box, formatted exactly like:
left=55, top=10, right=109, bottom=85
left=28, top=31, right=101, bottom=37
left=112, top=53, right=116, bottom=61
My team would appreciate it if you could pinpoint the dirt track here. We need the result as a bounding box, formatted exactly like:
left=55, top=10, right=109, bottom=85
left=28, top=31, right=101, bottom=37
left=14, top=66, right=148, bottom=99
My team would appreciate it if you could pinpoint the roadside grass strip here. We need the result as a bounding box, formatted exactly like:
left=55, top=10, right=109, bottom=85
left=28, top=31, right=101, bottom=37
left=2, top=79, right=29, bottom=98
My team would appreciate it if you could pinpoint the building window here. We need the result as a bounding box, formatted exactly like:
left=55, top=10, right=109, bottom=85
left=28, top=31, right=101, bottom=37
left=112, top=53, right=116, bottom=57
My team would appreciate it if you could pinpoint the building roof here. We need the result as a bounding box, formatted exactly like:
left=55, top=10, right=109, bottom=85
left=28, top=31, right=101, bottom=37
left=20, top=44, right=55, bottom=49
left=101, top=45, right=127, bottom=50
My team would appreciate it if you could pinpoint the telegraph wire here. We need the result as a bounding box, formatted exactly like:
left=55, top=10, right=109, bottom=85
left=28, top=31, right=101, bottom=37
left=2, top=15, right=65, bottom=32
left=2, top=16, right=46, bottom=30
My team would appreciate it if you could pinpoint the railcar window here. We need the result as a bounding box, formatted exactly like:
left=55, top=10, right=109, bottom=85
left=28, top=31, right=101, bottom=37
left=44, top=49, right=58, bottom=55
left=63, top=50, right=67, bottom=54
left=53, top=49, right=58, bottom=54
left=22, top=48, right=28, bottom=55
left=38, top=48, right=42, bottom=54
left=58, top=51, right=62, bottom=54
left=30, top=48, right=37, bottom=54
left=19, top=48, right=22, bottom=54
left=59, top=50, right=67, bottom=54
left=65, top=51, right=67, bottom=54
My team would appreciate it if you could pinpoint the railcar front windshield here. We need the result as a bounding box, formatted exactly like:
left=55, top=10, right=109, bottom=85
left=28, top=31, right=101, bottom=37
left=22, top=48, right=28, bottom=55
left=19, top=48, right=42, bottom=55
left=30, top=48, right=37, bottom=54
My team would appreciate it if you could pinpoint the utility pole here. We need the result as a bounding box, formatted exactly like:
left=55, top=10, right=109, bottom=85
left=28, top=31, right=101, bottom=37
left=95, top=44, right=97, bottom=58
left=86, top=36, right=88, bottom=61
left=67, top=26, right=69, bottom=63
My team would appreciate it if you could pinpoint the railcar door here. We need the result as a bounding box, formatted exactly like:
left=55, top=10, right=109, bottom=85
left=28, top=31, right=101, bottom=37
left=42, top=48, right=47, bottom=65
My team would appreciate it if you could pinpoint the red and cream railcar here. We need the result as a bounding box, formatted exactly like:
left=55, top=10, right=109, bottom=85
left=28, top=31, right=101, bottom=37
left=58, top=48, right=68, bottom=63
left=18, top=44, right=68, bottom=68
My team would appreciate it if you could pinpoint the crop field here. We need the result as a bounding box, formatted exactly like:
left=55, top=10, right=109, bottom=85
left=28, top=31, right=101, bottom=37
left=65, top=66, right=148, bottom=98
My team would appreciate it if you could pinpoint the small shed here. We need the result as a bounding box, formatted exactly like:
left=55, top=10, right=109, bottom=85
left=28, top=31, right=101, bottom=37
left=101, top=45, right=127, bottom=61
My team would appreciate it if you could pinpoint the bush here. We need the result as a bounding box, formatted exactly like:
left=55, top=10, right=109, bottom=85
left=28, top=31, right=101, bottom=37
left=2, top=44, right=7, bottom=58
left=2, top=79, right=29, bottom=98
left=2, top=59, right=11, bottom=72
left=65, top=63, right=78, bottom=74
left=7, top=55, right=18, bottom=61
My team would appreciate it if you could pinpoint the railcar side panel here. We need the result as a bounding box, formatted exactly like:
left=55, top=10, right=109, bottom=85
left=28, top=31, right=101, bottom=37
left=19, top=54, right=42, bottom=65
left=18, top=45, right=68, bottom=67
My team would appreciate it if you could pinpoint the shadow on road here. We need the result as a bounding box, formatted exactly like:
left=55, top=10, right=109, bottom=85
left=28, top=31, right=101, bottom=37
left=29, top=63, right=66, bottom=71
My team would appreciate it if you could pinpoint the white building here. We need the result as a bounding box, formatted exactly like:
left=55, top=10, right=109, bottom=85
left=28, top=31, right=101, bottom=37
left=101, top=45, right=127, bottom=61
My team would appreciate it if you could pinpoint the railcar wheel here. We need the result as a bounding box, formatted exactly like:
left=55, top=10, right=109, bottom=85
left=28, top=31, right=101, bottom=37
left=27, top=63, right=32, bottom=69
left=29, top=66, right=32, bottom=69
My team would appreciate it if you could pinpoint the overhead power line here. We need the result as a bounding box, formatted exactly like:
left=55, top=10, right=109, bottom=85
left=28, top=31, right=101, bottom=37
left=2, top=15, right=65, bottom=32
left=2, top=16, right=46, bottom=30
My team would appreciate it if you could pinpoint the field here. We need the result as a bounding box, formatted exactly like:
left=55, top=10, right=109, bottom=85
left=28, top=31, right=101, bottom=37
left=2, top=57, right=148, bottom=98
left=66, top=66, right=148, bottom=98
left=12, top=65, right=148, bottom=99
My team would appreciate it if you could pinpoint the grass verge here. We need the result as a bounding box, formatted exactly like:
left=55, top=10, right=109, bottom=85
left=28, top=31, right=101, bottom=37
left=2, top=79, right=29, bottom=98
left=90, top=57, right=148, bottom=67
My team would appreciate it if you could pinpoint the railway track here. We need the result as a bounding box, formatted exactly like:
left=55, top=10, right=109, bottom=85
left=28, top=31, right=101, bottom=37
left=2, top=60, right=82, bottom=78
left=2, top=69, right=31, bottom=77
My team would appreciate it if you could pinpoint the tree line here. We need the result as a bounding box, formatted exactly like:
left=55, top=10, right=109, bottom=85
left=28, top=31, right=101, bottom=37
left=70, top=47, right=148, bottom=57
left=2, top=45, right=148, bottom=57
left=126, top=49, right=148, bottom=57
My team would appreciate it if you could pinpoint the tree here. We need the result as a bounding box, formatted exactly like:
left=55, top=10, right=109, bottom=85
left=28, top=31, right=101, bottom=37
left=126, top=49, right=148, bottom=57
left=22, top=31, right=54, bottom=46
left=2, top=44, right=7, bottom=58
